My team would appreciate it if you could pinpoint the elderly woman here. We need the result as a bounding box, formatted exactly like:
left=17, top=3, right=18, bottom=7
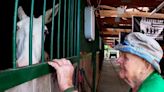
left=48, top=32, right=164, bottom=92
left=115, top=32, right=164, bottom=92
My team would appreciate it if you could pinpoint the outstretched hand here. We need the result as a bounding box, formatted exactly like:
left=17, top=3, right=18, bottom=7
left=48, top=58, right=74, bottom=91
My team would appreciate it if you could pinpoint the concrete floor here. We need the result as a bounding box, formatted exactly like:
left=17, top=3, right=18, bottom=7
left=97, top=59, right=130, bottom=92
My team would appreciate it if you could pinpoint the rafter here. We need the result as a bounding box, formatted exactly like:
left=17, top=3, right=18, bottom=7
left=100, top=17, right=132, bottom=25
left=99, top=10, right=164, bottom=18
left=91, top=0, right=163, bottom=7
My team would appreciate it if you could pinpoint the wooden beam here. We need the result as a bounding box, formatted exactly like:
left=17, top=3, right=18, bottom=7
left=100, top=17, right=132, bottom=25
left=104, top=28, right=131, bottom=33
left=103, top=37, right=119, bottom=40
left=99, top=10, right=164, bottom=18
left=91, top=0, right=163, bottom=7
left=100, top=28, right=131, bottom=37
left=100, top=34, right=119, bottom=37
left=101, top=31, right=119, bottom=35
left=103, top=40, right=115, bottom=43
left=103, top=24, right=132, bottom=29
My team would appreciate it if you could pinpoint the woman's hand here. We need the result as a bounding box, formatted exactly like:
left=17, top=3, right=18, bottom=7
left=48, top=58, right=74, bottom=91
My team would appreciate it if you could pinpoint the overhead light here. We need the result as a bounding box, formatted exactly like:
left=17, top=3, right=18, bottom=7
left=100, top=16, right=105, bottom=18
left=137, top=7, right=149, bottom=12
left=117, top=6, right=126, bottom=15
left=126, top=8, right=139, bottom=12
left=103, top=22, right=108, bottom=24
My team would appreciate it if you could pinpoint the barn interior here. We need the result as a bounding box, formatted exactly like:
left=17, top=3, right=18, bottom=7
left=0, top=0, right=164, bottom=92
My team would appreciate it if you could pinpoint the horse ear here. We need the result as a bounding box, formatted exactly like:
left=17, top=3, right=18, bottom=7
left=45, top=4, right=59, bottom=24
left=54, top=4, right=59, bottom=17
left=18, top=6, right=28, bottom=20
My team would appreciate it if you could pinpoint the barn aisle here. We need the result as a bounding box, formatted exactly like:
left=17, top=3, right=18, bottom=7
left=97, top=59, right=130, bottom=92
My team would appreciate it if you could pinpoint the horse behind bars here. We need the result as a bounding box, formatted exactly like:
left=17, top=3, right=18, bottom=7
left=16, top=4, right=58, bottom=67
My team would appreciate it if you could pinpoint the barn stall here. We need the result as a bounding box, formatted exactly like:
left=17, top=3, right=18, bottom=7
left=0, top=0, right=103, bottom=92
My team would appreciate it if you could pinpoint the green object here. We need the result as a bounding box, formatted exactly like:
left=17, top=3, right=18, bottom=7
left=41, top=0, right=46, bottom=63
left=12, top=0, right=19, bottom=68
left=29, top=0, right=35, bottom=65
left=104, top=45, right=109, bottom=50
left=64, top=87, right=75, bottom=92
left=62, top=0, right=67, bottom=57
left=67, top=0, right=71, bottom=57
left=0, top=63, right=53, bottom=91
left=129, top=71, right=164, bottom=92
left=70, top=0, right=74, bottom=56
left=76, top=0, right=81, bottom=57
left=0, top=56, right=79, bottom=91
left=50, top=0, right=56, bottom=60
left=6, top=0, right=99, bottom=91
left=73, top=0, right=77, bottom=56
left=57, top=0, right=61, bottom=58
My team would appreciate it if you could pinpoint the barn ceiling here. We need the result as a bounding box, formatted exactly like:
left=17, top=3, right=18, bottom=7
left=87, top=0, right=164, bottom=46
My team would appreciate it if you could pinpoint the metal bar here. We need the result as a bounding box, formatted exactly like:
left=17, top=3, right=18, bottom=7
left=12, top=0, right=19, bottom=68
left=77, top=0, right=81, bottom=57
left=67, top=0, right=71, bottom=57
left=50, top=0, right=56, bottom=60
left=57, top=0, right=61, bottom=58
left=63, top=0, right=67, bottom=57
left=74, top=0, right=77, bottom=56
left=41, top=0, right=46, bottom=63
left=74, top=0, right=81, bottom=89
left=150, top=1, right=164, bottom=15
left=70, top=0, right=74, bottom=56
left=29, top=0, right=35, bottom=65
left=0, top=56, right=80, bottom=91
left=0, top=63, right=53, bottom=91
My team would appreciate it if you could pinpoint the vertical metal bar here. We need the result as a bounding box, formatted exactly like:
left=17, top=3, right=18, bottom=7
left=70, top=0, right=74, bottom=56
left=50, top=0, right=56, bottom=60
left=41, top=0, right=46, bottom=63
left=74, top=0, right=81, bottom=89
left=77, top=0, right=81, bottom=57
left=29, top=0, right=35, bottom=65
left=12, top=0, right=19, bottom=68
left=67, top=0, right=71, bottom=57
left=73, top=0, right=77, bottom=56
left=57, top=0, right=61, bottom=58
left=62, top=0, right=67, bottom=57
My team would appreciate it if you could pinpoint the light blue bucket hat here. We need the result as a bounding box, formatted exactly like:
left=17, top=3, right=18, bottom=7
left=115, top=32, right=163, bottom=73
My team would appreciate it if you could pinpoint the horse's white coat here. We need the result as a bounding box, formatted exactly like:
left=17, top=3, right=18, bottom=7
left=5, top=4, right=59, bottom=92
left=16, top=5, right=58, bottom=67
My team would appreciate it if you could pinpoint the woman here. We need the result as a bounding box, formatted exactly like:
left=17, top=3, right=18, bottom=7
left=114, top=32, right=164, bottom=92
left=48, top=32, right=164, bottom=92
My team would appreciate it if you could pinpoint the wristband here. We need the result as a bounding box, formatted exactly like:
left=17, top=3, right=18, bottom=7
left=64, top=86, right=74, bottom=92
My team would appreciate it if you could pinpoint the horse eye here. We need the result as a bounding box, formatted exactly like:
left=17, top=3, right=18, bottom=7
left=44, top=29, right=48, bottom=35
left=17, top=26, right=20, bottom=30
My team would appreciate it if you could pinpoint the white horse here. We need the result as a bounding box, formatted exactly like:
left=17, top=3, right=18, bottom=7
left=16, top=5, right=58, bottom=67
left=5, top=4, right=59, bottom=92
